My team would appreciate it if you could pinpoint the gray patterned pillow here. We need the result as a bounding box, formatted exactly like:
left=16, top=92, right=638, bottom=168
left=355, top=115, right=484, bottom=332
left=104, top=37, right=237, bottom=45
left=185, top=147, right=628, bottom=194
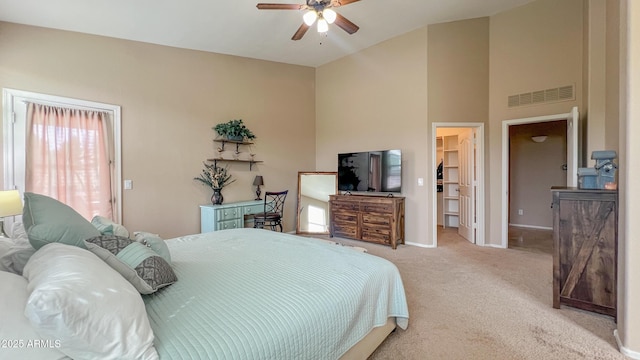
left=84, top=235, right=177, bottom=294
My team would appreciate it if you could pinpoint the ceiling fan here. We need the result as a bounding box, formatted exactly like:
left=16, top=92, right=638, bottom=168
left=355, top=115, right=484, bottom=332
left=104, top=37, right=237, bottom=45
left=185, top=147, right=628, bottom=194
left=256, top=0, right=360, bottom=40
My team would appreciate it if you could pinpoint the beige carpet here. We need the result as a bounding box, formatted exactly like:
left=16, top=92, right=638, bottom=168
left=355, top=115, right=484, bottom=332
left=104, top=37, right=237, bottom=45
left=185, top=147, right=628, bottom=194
left=326, top=230, right=628, bottom=360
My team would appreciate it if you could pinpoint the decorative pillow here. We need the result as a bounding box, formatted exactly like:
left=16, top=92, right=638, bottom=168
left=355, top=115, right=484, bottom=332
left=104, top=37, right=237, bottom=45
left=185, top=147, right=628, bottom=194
left=0, top=271, right=67, bottom=359
left=22, top=243, right=159, bottom=360
left=22, top=192, right=100, bottom=250
left=84, top=235, right=177, bottom=294
left=133, top=231, right=171, bottom=263
left=91, top=215, right=130, bottom=238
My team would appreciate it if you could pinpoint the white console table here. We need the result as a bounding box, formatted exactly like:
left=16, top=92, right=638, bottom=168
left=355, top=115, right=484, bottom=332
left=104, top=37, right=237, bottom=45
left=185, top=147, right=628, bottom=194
left=200, top=200, right=265, bottom=232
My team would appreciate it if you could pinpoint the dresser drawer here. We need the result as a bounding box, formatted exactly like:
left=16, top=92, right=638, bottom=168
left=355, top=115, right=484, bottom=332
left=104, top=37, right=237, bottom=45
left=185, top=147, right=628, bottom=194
left=244, top=204, right=264, bottom=216
left=333, top=212, right=358, bottom=224
left=362, top=213, right=391, bottom=226
left=215, top=218, right=243, bottom=230
left=361, top=203, right=393, bottom=214
left=332, top=224, right=357, bottom=238
left=331, top=201, right=359, bottom=212
left=361, top=227, right=391, bottom=244
left=216, top=207, right=241, bottom=220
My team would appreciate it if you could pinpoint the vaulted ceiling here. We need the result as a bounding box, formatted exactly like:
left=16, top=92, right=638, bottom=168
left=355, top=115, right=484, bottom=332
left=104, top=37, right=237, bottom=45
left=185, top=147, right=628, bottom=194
left=0, top=0, right=534, bottom=67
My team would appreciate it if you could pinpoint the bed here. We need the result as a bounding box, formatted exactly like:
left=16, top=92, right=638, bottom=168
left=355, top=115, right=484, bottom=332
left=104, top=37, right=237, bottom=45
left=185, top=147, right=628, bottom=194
left=1, top=192, right=409, bottom=360
left=145, top=228, right=409, bottom=359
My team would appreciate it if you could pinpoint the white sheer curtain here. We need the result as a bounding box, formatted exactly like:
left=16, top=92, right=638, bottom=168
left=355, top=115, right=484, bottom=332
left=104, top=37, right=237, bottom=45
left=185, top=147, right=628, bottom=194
left=25, top=102, right=114, bottom=220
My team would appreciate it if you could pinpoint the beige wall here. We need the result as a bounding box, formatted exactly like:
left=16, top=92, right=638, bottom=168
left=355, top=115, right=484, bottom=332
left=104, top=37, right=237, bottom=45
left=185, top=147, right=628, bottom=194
left=316, top=27, right=429, bottom=246
left=488, top=0, right=585, bottom=247
left=0, top=22, right=316, bottom=237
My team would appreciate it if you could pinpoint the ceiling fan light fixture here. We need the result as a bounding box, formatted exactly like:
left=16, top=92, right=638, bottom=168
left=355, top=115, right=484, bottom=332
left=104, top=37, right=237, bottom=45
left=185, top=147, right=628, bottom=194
left=323, top=8, right=337, bottom=24
left=317, top=18, right=329, bottom=33
left=303, top=10, right=317, bottom=26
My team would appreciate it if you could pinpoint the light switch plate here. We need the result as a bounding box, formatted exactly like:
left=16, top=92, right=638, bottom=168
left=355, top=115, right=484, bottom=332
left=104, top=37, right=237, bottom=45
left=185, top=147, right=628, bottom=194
left=124, top=179, right=133, bottom=190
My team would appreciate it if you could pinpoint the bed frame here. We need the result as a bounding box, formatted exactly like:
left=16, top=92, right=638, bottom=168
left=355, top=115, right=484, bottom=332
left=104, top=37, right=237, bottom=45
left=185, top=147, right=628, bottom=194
left=340, top=318, right=396, bottom=359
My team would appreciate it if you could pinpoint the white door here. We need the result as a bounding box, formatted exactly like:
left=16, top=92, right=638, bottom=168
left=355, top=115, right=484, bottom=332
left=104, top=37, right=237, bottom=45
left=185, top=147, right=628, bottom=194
left=458, top=128, right=475, bottom=243
left=566, top=107, right=579, bottom=187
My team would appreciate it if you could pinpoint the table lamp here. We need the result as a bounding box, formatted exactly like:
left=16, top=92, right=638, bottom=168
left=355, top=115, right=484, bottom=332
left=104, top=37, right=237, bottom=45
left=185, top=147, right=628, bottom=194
left=0, top=190, right=23, bottom=238
left=253, top=176, right=264, bottom=200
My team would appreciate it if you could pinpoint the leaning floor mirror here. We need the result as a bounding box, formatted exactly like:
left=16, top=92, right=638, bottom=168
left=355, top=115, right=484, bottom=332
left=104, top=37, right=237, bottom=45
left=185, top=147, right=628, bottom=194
left=296, top=171, right=338, bottom=235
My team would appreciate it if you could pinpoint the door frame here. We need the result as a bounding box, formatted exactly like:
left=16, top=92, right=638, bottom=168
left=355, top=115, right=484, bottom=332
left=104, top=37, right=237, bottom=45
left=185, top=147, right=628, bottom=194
left=500, top=106, right=579, bottom=248
left=432, top=122, right=485, bottom=247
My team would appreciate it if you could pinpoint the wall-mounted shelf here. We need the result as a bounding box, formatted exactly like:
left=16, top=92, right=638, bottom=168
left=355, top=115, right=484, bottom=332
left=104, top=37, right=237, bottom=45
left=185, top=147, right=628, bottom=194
left=209, top=139, right=262, bottom=170
left=206, top=158, right=263, bottom=171
left=214, top=139, right=254, bottom=153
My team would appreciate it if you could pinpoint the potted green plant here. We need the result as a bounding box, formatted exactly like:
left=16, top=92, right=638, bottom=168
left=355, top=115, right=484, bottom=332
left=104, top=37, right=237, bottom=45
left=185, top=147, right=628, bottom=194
left=194, top=162, right=236, bottom=204
left=213, top=119, right=256, bottom=142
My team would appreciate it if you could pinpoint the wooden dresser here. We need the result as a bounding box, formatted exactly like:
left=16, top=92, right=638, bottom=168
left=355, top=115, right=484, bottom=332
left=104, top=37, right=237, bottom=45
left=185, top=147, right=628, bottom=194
left=329, top=195, right=405, bottom=249
left=551, top=187, right=617, bottom=318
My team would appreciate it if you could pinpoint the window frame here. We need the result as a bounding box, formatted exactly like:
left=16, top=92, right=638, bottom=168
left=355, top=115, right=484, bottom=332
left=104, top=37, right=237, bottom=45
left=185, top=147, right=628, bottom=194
left=2, top=88, right=122, bottom=223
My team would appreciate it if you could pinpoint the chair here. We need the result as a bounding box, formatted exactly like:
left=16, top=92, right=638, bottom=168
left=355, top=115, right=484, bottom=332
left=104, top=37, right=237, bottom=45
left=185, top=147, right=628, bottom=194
left=253, top=190, right=288, bottom=232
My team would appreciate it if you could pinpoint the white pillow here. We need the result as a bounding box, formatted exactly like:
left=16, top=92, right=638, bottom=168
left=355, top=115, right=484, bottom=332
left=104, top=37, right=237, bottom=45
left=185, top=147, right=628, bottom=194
left=22, top=243, right=159, bottom=360
left=0, top=271, right=67, bottom=360
left=0, top=237, right=14, bottom=272
left=0, top=222, right=36, bottom=275
left=0, top=238, right=36, bottom=274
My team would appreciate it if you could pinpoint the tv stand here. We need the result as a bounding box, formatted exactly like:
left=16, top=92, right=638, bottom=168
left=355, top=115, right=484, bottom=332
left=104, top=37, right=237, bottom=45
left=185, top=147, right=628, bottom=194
left=329, top=194, right=405, bottom=249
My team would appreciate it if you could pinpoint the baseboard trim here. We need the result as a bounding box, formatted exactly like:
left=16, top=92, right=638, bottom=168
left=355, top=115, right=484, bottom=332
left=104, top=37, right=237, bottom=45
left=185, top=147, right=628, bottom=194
left=614, top=330, right=640, bottom=359
left=405, top=241, right=435, bottom=249
left=509, top=223, right=553, bottom=230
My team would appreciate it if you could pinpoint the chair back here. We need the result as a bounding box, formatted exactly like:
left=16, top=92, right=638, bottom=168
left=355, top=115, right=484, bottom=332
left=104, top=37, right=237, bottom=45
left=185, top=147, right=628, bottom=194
left=264, top=190, right=288, bottom=215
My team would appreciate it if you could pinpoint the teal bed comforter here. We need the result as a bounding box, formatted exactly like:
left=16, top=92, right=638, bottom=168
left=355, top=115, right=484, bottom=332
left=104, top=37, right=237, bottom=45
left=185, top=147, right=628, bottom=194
left=144, top=228, right=409, bottom=360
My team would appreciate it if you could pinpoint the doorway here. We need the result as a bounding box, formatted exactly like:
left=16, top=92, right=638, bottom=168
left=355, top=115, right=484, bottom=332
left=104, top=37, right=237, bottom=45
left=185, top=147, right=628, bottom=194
left=500, top=107, right=579, bottom=248
left=432, top=123, right=485, bottom=248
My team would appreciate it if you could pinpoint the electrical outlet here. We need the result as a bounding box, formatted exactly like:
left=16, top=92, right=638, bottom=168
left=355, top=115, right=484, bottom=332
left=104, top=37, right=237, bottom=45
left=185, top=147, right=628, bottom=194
left=518, top=209, right=523, bottom=215
left=124, top=179, right=133, bottom=190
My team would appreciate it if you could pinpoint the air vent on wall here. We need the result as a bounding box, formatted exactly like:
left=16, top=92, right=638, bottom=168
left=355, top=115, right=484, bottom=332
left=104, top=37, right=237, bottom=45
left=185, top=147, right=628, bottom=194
left=508, top=84, right=575, bottom=108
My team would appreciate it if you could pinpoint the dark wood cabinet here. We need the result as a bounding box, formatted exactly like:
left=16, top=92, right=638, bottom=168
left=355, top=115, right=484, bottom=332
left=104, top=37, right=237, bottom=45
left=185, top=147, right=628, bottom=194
left=551, top=187, right=617, bottom=318
left=329, top=195, right=405, bottom=249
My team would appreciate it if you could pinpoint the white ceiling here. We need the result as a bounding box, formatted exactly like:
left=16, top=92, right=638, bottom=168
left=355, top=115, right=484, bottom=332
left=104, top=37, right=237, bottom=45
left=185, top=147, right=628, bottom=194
left=0, top=0, right=534, bottom=67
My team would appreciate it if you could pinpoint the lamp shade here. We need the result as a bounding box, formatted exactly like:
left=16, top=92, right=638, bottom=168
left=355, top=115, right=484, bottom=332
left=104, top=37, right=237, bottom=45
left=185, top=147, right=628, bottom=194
left=253, top=176, right=264, bottom=186
left=303, top=10, right=317, bottom=26
left=323, top=9, right=336, bottom=24
left=317, top=18, right=329, bottom=33
left=0, top=190, right=23, bottom=217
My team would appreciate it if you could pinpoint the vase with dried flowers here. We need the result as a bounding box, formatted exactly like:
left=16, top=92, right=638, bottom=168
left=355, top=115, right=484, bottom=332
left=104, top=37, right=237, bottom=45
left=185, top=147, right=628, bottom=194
left=194, top=163, right=236, bottom=205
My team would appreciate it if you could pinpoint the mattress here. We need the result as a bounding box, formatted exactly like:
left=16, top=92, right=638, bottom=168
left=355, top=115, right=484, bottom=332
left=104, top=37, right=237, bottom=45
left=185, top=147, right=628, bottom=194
left=143, top=228, right=409, bottom=360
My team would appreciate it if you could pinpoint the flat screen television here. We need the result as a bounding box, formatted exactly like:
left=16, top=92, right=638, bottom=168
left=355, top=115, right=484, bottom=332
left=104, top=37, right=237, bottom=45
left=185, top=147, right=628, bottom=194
left=338, top=150, right=402, bottom=193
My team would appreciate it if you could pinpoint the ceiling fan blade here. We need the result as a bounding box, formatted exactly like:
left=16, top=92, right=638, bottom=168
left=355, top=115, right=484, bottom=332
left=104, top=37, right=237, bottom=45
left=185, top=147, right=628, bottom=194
left=256, top=3, right=303, bottom=10
left=334, top=13, right=359, bottom=34
left=330, top=0, right=360, bottom=7
left=292, top=23, right=310, bottom=40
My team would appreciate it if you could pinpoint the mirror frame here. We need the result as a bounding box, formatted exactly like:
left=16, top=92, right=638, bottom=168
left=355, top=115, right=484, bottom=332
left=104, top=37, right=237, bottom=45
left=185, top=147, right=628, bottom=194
left=296, top=171, right=338, bottom=235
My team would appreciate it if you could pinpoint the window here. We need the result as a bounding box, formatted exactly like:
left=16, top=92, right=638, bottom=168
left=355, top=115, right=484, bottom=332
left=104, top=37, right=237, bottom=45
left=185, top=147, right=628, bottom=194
left=2, top=89, right=122, bottom=224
